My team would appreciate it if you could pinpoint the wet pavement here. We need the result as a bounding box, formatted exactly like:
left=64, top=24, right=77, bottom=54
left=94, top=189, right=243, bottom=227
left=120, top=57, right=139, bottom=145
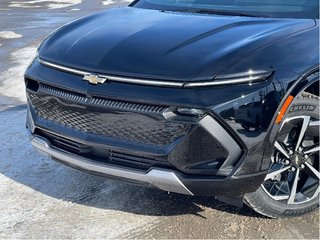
left=0, top=1, right=319, bottom=239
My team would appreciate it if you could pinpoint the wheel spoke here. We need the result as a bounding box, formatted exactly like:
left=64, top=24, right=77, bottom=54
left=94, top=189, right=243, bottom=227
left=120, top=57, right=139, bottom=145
left=264, top=166, right=290, bottom=180
left=304, top=146, right=320, bottom=155
left=295, top=116, right=310, bottom=151
left=288, top=168, right=300, bottom=204
left=309, top=120, right=320, bottom=127
left=274, top=141, right=290, bottom=159
left=273, top=195, right=289, bottom=201
left=305, top=162, right=320, bottom=180
left=311, top=185, right=320, bottom=199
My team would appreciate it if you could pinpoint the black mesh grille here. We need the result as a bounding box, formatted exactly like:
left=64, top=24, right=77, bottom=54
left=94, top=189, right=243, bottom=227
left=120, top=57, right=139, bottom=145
left=28, top=85, right=192, bottom=146
left=40, top=84, right=166, bottom=114
left=109, top=150, right=171, bottom=169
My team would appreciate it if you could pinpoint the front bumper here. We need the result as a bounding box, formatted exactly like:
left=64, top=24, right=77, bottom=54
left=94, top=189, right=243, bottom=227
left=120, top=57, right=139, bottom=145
left=30, top=133, right=266, bottom=197
left=25, top=60, right=270, bottom=197
left=31, top=135, right=193, bottom=195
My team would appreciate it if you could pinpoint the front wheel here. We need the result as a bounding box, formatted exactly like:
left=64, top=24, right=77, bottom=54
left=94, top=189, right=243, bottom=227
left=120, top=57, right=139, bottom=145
left=244, top=93, right=319, bottom=218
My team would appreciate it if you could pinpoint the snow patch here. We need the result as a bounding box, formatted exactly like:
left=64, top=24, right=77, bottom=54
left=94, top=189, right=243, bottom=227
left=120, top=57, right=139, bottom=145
left=102, top=0, right=131, bottom=5
left=0, top=46, right=37, bottom=103
left=102, top=0, right=116, bottom=5
left=9, top=0, right=82, bottom=9
left=0, top=31, right=23, bottom=39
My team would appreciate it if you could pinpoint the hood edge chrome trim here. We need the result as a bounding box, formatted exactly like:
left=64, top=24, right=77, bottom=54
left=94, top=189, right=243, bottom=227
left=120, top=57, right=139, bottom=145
left=38, top=58, right=184, bottom=88
left=38, top=58, right=271, bottom=88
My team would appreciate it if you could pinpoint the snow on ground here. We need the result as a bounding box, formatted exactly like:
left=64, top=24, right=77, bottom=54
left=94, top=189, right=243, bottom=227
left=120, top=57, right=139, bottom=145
left=9, top=0, right=82, bottom=9
left=0, top=46, right=37, bottom=103
left=0, top=108, right=158, bottom=238
left=0, top=31, right=23, bottom=39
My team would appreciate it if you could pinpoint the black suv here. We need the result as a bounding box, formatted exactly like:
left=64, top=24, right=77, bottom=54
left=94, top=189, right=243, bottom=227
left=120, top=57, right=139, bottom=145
left=25, top=0, right=319, bottom=218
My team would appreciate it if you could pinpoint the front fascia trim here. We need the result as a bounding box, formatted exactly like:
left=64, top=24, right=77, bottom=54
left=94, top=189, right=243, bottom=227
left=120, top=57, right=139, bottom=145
left=199, top=115, right=242, bottom=176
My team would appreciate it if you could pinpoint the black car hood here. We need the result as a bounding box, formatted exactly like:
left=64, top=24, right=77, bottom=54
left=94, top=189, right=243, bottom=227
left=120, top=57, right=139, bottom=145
left=39, top=7, right=314, bottom=81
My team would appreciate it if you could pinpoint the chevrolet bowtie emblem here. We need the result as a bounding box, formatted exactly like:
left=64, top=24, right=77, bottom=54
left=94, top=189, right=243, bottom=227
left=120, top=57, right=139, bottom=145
left=83, top=74, right=107, bottom=85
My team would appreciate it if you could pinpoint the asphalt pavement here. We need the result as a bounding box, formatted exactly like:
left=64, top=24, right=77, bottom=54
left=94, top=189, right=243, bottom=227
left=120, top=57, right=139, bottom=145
left=0, top=1, right=319, bottom=239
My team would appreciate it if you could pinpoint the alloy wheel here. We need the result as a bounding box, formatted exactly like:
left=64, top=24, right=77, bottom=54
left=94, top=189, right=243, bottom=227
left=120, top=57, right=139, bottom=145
left=262, top=116, right=319, bottom=204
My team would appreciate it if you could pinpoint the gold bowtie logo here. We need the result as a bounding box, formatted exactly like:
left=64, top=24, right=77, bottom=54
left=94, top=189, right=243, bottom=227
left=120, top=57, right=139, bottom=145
left=83, top=74, right=107, bottom=85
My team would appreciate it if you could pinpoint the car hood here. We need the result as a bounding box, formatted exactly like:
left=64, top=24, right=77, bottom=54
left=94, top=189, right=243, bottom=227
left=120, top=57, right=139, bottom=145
left=39, top=7, right=314, bottom=81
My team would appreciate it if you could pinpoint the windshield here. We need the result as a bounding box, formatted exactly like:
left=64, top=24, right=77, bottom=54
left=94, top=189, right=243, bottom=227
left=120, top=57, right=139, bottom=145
left=132, top=0, right=319, bottom=19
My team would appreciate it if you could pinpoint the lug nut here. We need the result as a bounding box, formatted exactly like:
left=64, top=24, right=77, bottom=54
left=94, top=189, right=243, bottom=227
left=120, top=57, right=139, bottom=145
left=289, top=150, right=294, bottom=155
left=291, top=167, right=296, bottom=172
left=300, top=164, right=305, bottom=169
left=284, top=160, right=290, bottom=165
left=304, top=155, right=308, bottom=159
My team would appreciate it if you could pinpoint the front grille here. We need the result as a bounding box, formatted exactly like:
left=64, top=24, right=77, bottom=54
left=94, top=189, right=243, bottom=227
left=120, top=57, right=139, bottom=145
left=40, top=84, right=166, bottom=114
left=28, top=84, right=192, bottom=147
left=109, top=150, right=171, bottom=169
left=38, top=129, right=172, bottom=171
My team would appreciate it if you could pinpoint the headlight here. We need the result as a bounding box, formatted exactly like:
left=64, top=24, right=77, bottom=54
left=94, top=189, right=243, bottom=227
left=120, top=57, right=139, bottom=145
left=184, top=70, right=272, bottom=88
left=176, top=107, right=206, bottom=117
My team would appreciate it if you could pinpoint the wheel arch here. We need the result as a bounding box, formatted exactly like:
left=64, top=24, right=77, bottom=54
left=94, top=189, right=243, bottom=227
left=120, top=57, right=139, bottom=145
left=260, top=66, right=319, bottom=171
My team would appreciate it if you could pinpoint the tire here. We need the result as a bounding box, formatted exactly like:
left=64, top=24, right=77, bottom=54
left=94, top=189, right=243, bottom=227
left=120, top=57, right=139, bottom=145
left=244, top=92, right=320, bottom=218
